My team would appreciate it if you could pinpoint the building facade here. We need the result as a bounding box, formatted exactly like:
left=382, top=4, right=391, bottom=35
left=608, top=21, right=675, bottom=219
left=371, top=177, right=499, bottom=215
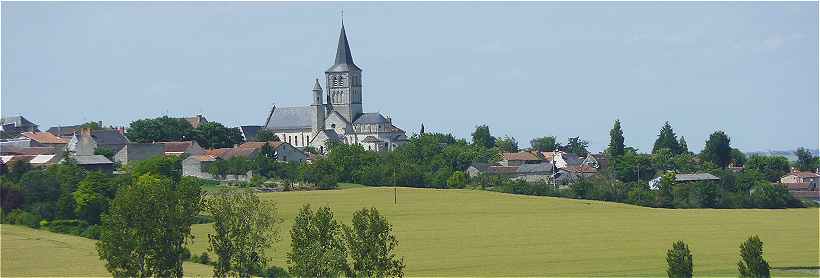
left=262, top=23, right=407, bottom=153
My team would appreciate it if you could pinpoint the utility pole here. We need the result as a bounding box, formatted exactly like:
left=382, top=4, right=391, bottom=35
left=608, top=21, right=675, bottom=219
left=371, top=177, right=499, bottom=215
left=394, top=187, right=397, bottom=204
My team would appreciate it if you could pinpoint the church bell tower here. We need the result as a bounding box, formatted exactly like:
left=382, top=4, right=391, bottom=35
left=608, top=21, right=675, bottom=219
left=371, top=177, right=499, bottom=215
left=325, top=23, right=363, bottom=122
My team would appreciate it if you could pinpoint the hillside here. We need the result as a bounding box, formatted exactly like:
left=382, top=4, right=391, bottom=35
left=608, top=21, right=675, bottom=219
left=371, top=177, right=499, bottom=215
left=187, top=187, right=819, bottom=276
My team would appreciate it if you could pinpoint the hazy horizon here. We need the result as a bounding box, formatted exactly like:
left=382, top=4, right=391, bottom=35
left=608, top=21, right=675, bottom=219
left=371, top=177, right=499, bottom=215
left=2, top=2, right=818, bottom=153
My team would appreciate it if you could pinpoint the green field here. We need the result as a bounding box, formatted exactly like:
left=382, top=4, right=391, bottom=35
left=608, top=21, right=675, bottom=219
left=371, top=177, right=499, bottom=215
left=3, top=187, right=818, bottom=276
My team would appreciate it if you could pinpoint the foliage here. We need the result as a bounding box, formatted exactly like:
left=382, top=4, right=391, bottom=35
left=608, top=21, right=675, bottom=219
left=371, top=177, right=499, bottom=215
left=96, top=174, right=202, bottom=277
left=129, top=155, right=183, bottom=182
left=666, top=241, right=693, bottom=278
left=1, top=179, right=24, bottom=212
left=744, top=155, right=790, bottom=182
left=730, top=148, right=747, bottom=166
left=653, top=121, right=682, bottom=155
left=495, top=136, right=519, bottom=153
left=94, top=147, right=115, bottom=160
left=73, top=171, right=118, bottom=224
left=189, top=122, right=245, bottom=149
left=562, top=137, right=589, bottom=157
left=5, top=160, right=32, bottom=182
left=254, top=129, right=281, bottom=142
left=20, top=170, right=62, bottom=219
left=737, top=235, right=770, bottom=278
left=4, top=209, right=42, bottom=228
left=655, top=172, right=676, bottom=208
left=530, top=136, right=560, bottom=152
left=611, top=150, right=656, bottom=182
left=126, top=116, right=194, bottom=143
left=301, top=158, right=339, bottom=189
left=749, top=183, right=802, bottom=209
left=343, top=207, right=406, bottom=277
left=79, top=121, right=104, bottom=130
left=607, top=119, right=625, bottom=157
left=446, top=171, right=467, bottom=189
left=287, top=205, right=349, bottom=277
left=700, top=131, right=732, bottom=168
left=204, top=188, right=282, bottom=277
left=678, top=136, right=689, bottom=154
left=471, top=124, right=496, bottom=149
left=794, top=147, right=818, bottom=171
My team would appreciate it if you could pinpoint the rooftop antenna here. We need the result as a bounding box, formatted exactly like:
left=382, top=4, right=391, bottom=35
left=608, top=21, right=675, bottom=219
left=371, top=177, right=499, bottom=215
left=341, top=8, right=344, bottom=25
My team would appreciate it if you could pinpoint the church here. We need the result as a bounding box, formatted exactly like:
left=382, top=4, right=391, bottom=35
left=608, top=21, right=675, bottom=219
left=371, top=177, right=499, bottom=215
left=262, top=23, right=408, bottom=153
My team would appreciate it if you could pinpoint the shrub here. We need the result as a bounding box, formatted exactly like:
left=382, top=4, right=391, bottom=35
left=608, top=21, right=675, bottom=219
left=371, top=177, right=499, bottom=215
left=41, top=219, right=91, bottom=236
left=5, top=209, right=41, bottom=228
left=738, top=235, right=770, bottom=277
left=666, top=240, right=693, bottom=278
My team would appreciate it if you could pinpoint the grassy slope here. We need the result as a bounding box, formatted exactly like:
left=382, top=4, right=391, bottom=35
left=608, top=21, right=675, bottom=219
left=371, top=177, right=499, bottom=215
left=186, top=187, right=819, bottom=276
left=0, top=224, right=213, bottom=277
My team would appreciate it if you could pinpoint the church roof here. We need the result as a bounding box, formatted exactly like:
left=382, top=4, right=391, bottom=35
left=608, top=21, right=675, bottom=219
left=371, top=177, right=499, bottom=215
left=313, top=79, right=322, bottom=91
left=353, top=113, right=388, bottom=125
left=326, top=24, right=361, bottom=72
left=264, top=106, right=313, bottom=130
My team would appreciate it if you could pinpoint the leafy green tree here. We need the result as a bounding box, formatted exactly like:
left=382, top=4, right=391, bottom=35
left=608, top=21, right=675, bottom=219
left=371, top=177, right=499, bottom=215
left=678, top=136, right=689, bottom=154
left=666, top=240, right=693, bottom=278
left=562, top=137, right=589, bottom=156
left=737, top=235, right=770, bottom=278
left=253, top=129, right=280, bottom=142
left=700, top=131, right=732, bottom=168
left=73, top=172, right=117, bottom=224
left=794, top=147, right=819, bottom=171
left=80, top=121, right=104, bottom=130
left=744, top=155, right=790, bottom=182
left=495, top=136, right=519, bottom=153
left=530, top=136, right=560, bottom=152
left=94, top=147, right=115, bottom=160
left=96, top=174, right=202, bottom=277
left=731, top=148, right=747, bottom=166
left=655, top=172, right=676, bottom=208
left=126, top=116, right=194, bottom=143
left=287, top=205, right=349, bottom=277
left=446, top=171, right=467, bottom=189
left=20, top=170, right=61, bottom=219
left=191, top=122, right=245, bottom=149
left=607, top=119, right=625, bottom=157
left=471, top=124, right=496, bottom=149
left=653, top=121, right=682, bottom=155
left=612, top=150, right=656, bottom=182
left=1, top=179, right=24, bottom=212
left=204, top=188, right=282, bottom=277
left=47, top=163, right=88, bottom=220
left=5, top=160, right=32, bottom=182
left=343, top=207, right=405, bottom=278
left=129, top=156, right=183, bottom=182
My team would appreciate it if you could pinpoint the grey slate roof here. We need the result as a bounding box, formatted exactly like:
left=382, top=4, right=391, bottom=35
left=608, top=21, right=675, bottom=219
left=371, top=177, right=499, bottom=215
left=353, top=113, right=388, bottom=125
left=1, top=116, right=36, bottom=128
left=675, top=173, right=720, bottom=182
left=239, top=126, right=262, bottom=141
left=326, top=24, right=361, bottom=72
left=264, top=106, right=313, bottom=130
left=73, top=155, right=113, bottom=165
left=517, top=163, right=554, bottom=174
left=92, top=130, right=129, bottom=146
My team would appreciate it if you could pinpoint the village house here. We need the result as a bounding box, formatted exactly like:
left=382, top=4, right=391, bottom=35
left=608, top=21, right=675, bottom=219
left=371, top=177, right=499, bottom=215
left=779, top=170, right=820, bottom=184
left=0, top=116, right=39, bottom=137
left=182, top=147, right=259, bottom=181
left=114, top=143, right=165, bottom=165
left=237, top=141, right=307, bottom=163
left=553, top=164, right=598, bottom=185
left=67, top=128, right=129, bottom=155
left=19, top=132, right=69, bottom=148
left=499, top=151, right=542, bottom=166
left=648, top=173, right=721, bottom=190
left=157, top=141, right=205, bottom=156
left=68, top=155, right=115, bottom=174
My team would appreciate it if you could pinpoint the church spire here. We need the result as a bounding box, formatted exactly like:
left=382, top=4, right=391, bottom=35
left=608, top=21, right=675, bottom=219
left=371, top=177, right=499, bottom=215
left=327, top=22, right=361, bottom=72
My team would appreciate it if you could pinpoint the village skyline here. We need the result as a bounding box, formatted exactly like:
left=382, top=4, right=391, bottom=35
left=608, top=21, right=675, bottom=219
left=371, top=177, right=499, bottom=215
left=2, top=2, right=818, bottom=152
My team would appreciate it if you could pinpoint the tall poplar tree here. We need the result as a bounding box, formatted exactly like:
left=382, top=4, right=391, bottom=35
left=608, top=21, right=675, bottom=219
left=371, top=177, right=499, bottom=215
left=607, top=119, right=625, bottom=157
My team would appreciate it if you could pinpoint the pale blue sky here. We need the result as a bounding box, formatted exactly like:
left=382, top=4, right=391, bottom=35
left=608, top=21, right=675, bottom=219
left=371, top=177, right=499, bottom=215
left=2, top=2, right=817, bottom=152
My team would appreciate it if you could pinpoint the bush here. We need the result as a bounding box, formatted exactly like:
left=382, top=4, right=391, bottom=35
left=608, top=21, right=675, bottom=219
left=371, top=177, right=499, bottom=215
left=82, top=225, right=101, bottom=239
left=41, top=219, right=91, bottom=236
left=4, top=209, right=42, bottom=228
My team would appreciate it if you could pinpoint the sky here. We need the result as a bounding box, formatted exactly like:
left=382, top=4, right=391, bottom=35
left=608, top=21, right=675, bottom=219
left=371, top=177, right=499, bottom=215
left=2, top=1, right=818, bottom=153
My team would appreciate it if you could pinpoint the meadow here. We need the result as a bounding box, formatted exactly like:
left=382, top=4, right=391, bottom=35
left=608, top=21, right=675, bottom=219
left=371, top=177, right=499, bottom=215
left=2, top=186, right=818, bottom=276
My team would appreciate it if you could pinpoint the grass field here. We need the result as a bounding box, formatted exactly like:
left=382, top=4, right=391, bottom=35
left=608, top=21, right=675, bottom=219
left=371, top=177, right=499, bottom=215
left=2, top=186, right=818, bottom=276
left=0, top=224, right=213, bottom=277
left=188, top=187, right=819, bottom=276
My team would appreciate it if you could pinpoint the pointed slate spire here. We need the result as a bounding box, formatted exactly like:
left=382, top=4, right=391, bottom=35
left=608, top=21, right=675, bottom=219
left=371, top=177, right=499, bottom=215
left=327, top=23, right=361, bottom=72
left=313, top=78, right=322, bottom=91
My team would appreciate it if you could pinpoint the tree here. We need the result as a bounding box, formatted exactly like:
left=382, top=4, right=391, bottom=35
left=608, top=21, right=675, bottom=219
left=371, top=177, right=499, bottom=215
left=666, top=241, right=693, bottom=278
left=744, top=155, right=790, bottom=182
left=731, top=148, right=747, bottom=166
left=471, top=125, right=495, bottom=149
left=794, top=147, right=819, bottom=171
left=129, top=156, right=183, bottom=182
left=495, top=136, right=519, bottom=153
left=653, top=121, right=681, bottom=155
left=343, top=207, right=405, bottom=277
left=287, top=205, right=349, bottom=277
left=126, top=116, right=194, bottom=143
left=1, top=179, right=24, bottom=212
left=655, top=172, right=676, bottom=208
left=80, top=121, right=104, bottom=130
left=96, top=174, right=202, bottom=277
left=530, top=136, right=560, bottom=152
left=94, top=147, right=115, bottom=160
left=737, top=235, right=770, bottom=278
left=253, top=129, right=280, bottom=142
left=701, top=131, right=732, bottom=168
left=562, top=137, right=589, bottom=157
left=446, top=171, right=467, bottom=189
left=607, top=120, right=625, bottom=157
left=191, top=122, right=245, bottom=149
left=20, top=170, right=62, bottom=219
left=205, top=188, right=282, bottom=277
left=678, top=136, right=689, bottom=154
left=73, top=172, right=117, bottom=224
